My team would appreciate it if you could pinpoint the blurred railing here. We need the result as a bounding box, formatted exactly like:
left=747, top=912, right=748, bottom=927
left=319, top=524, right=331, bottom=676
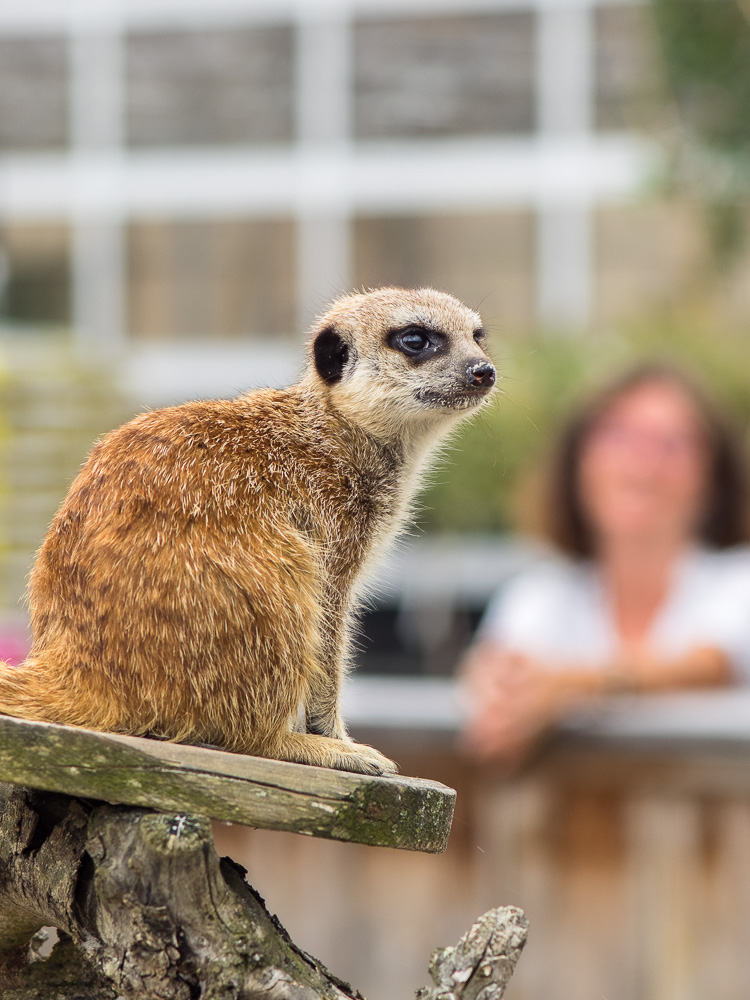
left=355, top=535, right=546, bottom=676
left=214, top=684, right=750, bottom=1000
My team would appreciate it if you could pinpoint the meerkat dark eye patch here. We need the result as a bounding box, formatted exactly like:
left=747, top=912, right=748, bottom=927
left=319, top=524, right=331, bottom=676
left=473, top=328, right=486, bottom=345
left=387, top=326, right=445, bottom=361
left=313, top=326, right=350, bottom=384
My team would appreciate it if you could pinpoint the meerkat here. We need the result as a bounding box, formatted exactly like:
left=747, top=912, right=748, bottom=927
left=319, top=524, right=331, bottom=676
left=0, top=287, right=495, bottom=775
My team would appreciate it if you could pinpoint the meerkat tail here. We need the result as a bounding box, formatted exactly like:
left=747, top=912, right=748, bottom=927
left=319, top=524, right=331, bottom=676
left=0, top=656, right=108, bottom=730
left=0, top=659, right=53, bottom=722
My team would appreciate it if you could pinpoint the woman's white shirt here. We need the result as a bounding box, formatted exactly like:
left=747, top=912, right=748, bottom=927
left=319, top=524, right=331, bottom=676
left=480, top=546, right=750, bottom=681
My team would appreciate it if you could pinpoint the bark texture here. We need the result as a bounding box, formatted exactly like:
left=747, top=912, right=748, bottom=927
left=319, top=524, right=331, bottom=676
left=0, top=784, right=527, bottom=999
left=0, top=784, right=363, bottom=999
left=416, top=907, right=528, bottom=1000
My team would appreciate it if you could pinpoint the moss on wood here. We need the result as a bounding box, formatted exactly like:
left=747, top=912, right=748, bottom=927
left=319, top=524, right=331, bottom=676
left=0, top=715, right=456, bottom=853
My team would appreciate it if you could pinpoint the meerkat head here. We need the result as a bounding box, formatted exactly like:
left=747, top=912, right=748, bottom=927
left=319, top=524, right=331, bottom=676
left=305, top=287, right=496, bottom=444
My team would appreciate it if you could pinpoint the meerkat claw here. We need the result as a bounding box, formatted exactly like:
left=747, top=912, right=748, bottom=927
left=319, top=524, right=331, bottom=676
left=338, top=742, right=399, bottom=776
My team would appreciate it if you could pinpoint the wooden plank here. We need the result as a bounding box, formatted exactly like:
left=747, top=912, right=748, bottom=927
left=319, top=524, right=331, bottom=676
left=0, top=715, right=455, bottom=853
left=625, top=795, right=703, bottom=1000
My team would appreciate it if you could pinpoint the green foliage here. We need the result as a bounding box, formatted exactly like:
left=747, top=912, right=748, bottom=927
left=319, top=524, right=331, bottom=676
left=0, top=334, right=130, bottom=610
left=419, top=325, right=750, bottom=534
left=653, top=0, right=750, bottom=155
left=651, top=0, right=750, bottom=261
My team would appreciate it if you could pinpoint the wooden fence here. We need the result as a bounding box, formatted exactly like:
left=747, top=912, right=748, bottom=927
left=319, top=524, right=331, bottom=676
left=214, top=686, right=750, bottom=1000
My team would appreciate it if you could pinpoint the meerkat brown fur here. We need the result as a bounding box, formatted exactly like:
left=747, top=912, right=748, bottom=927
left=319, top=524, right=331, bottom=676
left=0, top=287, right=495, bottom=775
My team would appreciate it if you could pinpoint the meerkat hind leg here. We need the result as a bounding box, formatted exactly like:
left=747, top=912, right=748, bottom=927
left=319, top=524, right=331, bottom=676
left=304, top=683, right=348, bottom=741
left=271, top=731, right=398, bottom=776
left=304, top=619, right=350, bottom=742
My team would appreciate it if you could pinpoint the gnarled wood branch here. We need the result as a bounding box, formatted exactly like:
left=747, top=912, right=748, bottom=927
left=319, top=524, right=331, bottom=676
left=0, top=785, right=527, bottom=999
left=416, top=907, right=528, bottom=1000
left=0, top=784, right=362, bottom=999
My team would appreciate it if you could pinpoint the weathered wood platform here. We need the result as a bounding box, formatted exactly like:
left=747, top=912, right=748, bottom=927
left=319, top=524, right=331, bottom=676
left=0, top=714, right=455, bottom=853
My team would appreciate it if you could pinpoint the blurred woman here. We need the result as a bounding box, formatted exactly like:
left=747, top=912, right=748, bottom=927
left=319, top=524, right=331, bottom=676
left=463, top=363, right=750, bottom=764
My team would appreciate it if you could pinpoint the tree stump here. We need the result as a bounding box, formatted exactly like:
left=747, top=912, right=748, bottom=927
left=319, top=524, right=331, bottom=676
left=0, top=716, right=528, bottom=998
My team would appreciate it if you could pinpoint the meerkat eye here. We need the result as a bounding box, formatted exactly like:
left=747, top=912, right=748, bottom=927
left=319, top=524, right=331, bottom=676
left=401, top=330, right=430, bottom=352
left=388, top=326, right=441, bottom=358
left=473, top=328, right=486, bottom=345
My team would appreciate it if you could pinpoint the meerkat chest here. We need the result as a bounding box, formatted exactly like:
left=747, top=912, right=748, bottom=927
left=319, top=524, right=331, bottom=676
left=322, top=472, right=398, bottom=582
left=330, top=459, right=419, bottom=593
left=293, top=447, right=401, bottom=585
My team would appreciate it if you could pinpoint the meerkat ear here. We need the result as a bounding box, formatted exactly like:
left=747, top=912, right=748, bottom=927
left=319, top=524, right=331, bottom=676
left=313, top=326, right=350, bottom=384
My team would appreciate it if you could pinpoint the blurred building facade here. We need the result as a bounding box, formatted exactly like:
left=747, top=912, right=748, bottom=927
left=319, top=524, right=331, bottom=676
left=0, top=0, right=723, bottom=620
left=0, top=0, right=676, bottom=367
left=1, top=0, right=743, bottom=617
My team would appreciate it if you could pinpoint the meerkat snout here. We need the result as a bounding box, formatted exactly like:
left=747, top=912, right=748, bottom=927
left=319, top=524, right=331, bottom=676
left=467, top=360, right=496, bottom=389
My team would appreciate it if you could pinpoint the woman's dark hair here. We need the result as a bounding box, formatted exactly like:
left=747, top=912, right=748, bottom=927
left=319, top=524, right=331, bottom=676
left=536, top=362, right=750, bottom=557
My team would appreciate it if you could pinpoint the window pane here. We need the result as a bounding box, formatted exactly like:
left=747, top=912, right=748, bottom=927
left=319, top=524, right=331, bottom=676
left=354, top=14, right=535, bottom=140
left=128, top=218, right=296, bottom=339
left=0, top=224, right=71, bottom=325
left=595, top=6, right=662, bottom=131
left=0, top=37, right=68, bottom=151
left=354, top=213, right=534, bottom=331
left=127, top=27, right=294, bottom=147
left=595, top=203, right=707, bottom=322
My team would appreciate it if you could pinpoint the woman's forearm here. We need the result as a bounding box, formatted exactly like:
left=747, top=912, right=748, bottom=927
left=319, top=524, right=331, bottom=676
left=608, top=645, right=732, bottom=692
left=460, top=642, right=734, bottom=764
left=518, top=646, right=733, bottom=715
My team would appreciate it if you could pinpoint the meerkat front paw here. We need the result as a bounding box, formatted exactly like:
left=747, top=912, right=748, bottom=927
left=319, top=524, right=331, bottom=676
left=336, top=740, right=399, bottom=776
left=268, top=731, right=399, bottom=775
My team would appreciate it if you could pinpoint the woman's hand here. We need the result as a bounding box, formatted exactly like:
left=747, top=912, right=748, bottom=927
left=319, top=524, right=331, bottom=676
left=461, top=644, right=572, bottom=766
left=460, top=640, right=732, bottom=767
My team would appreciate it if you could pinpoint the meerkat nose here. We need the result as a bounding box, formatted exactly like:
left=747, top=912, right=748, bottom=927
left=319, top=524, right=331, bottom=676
left=467, top=362, right=496, bottom=388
